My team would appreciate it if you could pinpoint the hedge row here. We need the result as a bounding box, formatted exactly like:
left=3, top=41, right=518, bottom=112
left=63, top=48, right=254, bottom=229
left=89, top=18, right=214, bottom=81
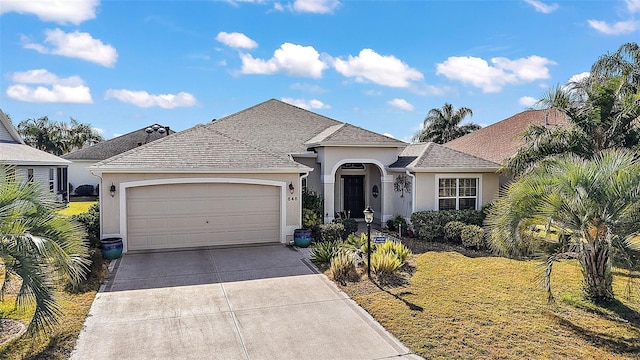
left=410, top=210, right=484, bottom=242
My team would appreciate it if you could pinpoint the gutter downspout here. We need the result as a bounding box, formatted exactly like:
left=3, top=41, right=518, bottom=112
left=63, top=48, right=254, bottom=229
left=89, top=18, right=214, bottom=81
left=296, top=171, right=310, bottom=245
left=90, top=170, right=104, bottom=241
left=405, top=169, right=416, bottom=218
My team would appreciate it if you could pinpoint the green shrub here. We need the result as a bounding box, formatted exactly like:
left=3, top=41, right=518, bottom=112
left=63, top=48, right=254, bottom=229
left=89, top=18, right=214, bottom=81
left=386, top=214, right=409, bottom=236
left=461, top=224, right=485, bottom=250
left=376, top=240, right=411, bottom=262
left=330, top=251, right=357, bottom=283
left=444, top=221, right=466, bottom=244
left=75, top=184, right=95, bottom=196
left=342, top=218, right=358, bottom=237
left=310, top=240, right=341, bottom=263
left=72, top=202, right=100, bottom=247
left=411, top=210, right=484, bottom=242
left=370, top=251, right=403, bottom=275
left=318, top=223, right=345, bottom=242
left=302, top=208, right=322, bottom=229
left=302, top=188, right=323, bottom=217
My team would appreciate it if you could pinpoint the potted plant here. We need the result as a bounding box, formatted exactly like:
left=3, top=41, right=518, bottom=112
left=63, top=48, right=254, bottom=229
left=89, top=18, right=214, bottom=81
left=100, top=237, right=123, bottom=259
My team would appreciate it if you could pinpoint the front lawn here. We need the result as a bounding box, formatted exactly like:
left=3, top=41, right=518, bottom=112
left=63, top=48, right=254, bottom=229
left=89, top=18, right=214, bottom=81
left=335, top=241, right=640, bottom=360
left=57, top=201, right=97, bottom=216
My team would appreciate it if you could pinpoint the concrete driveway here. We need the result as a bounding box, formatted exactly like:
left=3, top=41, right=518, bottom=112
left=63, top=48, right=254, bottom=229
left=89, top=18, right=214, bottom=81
left=71, top=244, right=421, bottom=360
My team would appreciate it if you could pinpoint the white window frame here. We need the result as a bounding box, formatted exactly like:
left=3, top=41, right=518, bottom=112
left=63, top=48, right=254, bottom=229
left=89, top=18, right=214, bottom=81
left=49, top=168, right=55, bottom=192
left=434, top=174, right=482, bottom=211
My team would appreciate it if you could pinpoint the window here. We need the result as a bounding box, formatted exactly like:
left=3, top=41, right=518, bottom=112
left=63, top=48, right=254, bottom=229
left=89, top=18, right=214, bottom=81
left=438, top=177, right=478, bottom=210
left=49, top=168, right=55, bottom=192
left=27, top=168, right=34, bottom=183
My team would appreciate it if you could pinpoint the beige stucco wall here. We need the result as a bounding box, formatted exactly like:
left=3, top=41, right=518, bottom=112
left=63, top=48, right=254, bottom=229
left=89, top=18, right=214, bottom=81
left=98, top=172, right=302, bottom=244
left=293, top=156, right=322, bottom=194
left=413, top=172, right=500, bottom=212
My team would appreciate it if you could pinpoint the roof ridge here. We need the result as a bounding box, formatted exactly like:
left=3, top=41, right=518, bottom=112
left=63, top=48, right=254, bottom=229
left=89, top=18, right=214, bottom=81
left=432, top=142, right=500, bottom=165
left=328, top=122, right=406, bottom=144
left=213, top=98, right=343, bottom=127
left=202, top=125, right=302, bottom=167
left=92, top=124, right=200, bottom=167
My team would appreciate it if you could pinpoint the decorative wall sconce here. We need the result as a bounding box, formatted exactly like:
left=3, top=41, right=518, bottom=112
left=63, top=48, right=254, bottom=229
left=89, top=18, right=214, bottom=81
left=288, top=183, right=295, bottom=194
left=110, top=183, right=116, bottom=197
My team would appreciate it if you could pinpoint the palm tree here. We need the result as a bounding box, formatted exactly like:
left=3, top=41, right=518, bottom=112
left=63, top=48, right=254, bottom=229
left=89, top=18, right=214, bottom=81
left=486, top=149, right=640, bottom=303
left=64, top=118, right=104, bottom=152
left=0, top=166, right=89, bottom=333
left=17, top=116, right=104, bottom=155
left=591, top=42, right=639, bottom=92
left=504, top=75, right=640, bottom=176
left=414, top=103, right=479, bottom=144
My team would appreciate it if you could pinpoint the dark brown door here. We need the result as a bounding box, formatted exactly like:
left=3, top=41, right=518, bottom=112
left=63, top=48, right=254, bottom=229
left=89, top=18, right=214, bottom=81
left=343, top=175, right=365, bottom=217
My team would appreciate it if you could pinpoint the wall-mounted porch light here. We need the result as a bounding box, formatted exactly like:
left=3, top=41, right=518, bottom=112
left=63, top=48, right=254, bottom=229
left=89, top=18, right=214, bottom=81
left=109, top=183, right=116, bottom=197
left=288, top=182, right=295, bottom=194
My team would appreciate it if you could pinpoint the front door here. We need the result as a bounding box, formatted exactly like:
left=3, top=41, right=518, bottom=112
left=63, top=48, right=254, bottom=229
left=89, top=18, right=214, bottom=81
left=342, top=175, right=365, bottom=218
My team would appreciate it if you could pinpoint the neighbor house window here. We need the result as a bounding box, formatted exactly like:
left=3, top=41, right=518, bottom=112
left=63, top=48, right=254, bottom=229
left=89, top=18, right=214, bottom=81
left=438, top=177, right=478, bottom=210
left=49, top=168, right=55, bottom=192
left=27, top=168, right=34, bottom=183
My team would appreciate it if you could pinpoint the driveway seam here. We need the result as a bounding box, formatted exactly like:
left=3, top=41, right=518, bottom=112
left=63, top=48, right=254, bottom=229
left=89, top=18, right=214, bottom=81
left=208, top=248, right=250, bottom=360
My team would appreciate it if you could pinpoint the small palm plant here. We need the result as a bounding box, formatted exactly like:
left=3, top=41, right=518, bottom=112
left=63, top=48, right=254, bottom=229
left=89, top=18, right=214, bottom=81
left=0, top=166, right=89, bottom=334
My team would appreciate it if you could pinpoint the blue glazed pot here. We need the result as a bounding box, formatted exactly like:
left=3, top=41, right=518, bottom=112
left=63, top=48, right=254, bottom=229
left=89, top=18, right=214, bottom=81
left=100, top=238, right=123, bottom=260
left=293, top=228, right=312, bottom=248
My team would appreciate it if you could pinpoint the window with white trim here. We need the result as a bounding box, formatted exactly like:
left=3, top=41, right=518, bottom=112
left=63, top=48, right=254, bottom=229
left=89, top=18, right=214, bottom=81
left=27, top=168, right=34, bottom=183
left=438, top=177, right=478, bottom=210
left=49, top=168, right=55, bottom=192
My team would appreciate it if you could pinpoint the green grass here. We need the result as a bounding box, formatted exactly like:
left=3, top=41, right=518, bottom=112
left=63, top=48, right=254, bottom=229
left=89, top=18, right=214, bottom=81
left=337, top=244, right=640, bottom=360
left=57, top=201, right=96, bottom=216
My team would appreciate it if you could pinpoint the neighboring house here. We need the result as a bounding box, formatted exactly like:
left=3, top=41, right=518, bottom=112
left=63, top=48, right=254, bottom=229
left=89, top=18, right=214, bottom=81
left=91, top=99, right=500, bottom=252
left=444, top=109, right=569, bottom=164
left=62, top=124, right=174, bottom=195
left=0, top=109, right=70, bottom=200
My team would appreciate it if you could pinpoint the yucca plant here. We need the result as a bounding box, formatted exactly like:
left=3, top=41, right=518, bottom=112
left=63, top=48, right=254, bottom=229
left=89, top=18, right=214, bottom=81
left=370, top=251, right=403, bottom=275
left=310, top=240, right=340, bottom=263
left=376, top=240, right=411, bottom=262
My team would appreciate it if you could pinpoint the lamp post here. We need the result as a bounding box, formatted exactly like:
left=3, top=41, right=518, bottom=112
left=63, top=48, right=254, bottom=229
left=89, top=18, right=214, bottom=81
left=363, top=206, right=374, bottom=278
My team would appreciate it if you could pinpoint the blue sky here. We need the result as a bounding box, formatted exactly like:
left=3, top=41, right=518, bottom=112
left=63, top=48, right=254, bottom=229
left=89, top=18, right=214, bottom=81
left=1, top=0, right=638, bottom=142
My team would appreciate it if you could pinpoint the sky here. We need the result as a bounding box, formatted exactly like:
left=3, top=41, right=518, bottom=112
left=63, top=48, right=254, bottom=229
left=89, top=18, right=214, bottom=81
left=0, top=0, right=638, bottom=143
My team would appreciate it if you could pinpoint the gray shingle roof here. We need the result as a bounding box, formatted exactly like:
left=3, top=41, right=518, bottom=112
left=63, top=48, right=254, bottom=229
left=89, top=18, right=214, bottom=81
left=0, top=142, right=71, bottom=166
left=62, top=124, right=175, bottom=160
left=390, top=142, right=498, bottom=171
left=211, top=99, right=405, bottom=153
left=91, top=124, right=307, bottom=171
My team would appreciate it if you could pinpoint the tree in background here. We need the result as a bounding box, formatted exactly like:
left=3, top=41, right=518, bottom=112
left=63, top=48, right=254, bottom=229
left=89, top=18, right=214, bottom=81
left=413, top=103, right=480, bottom=144
left=17, top=116, right=103, bottom=155
left=0, top=166, right=89, bottom=333
left=504, top=42, right=640, bottom=177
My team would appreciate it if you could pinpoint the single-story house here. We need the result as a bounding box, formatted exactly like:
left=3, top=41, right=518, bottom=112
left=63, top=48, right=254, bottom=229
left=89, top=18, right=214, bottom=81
left=444, top=109, right=569, bottom=164
left=62, top=124, right=174, bottom=195
left=0, top=109, right=70, bottom=200
left=91, top=99, right=500, bottom=252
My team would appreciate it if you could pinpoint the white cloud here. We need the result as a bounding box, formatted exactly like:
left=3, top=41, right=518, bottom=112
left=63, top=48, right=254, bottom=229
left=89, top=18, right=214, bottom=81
left=6, top=69, right=92, bottom=103
left=383, top=133, right=395, bottom=139
left=364, top=89, right=382, bottom=96
left=518, top=96, right=538, bottom=107
left=568, top=72, right=590, bottom=83
left=281, top=97, right=330, bottom=110
left=292, top=0, right=340, bottom=14
left=0, top=0, right=99, bottom=25
left=241, top=42, right=327, bottom=78
left=523, top=0, right=559, bottom=14
left=333, top=49, right=423, bottom=88
left=387, top=98, right=415, bottom=111
left=587, top=19, right=640, bottom=35
left=436, top=55, right=555, bottom=93
left=112, top=133, right=123, bottom=138
left=22, top=29, right=118, bottom=67
left=627, top=0, right=640, bottom=13
left=215, top=32, right=258, bottom=49
left=273, top=2, right=285, bottom=11
left=92, top=127, right=104, bottom=135
left=105, top=89, right=197, bottom=109
left=290, top=82, right=325, bottom=93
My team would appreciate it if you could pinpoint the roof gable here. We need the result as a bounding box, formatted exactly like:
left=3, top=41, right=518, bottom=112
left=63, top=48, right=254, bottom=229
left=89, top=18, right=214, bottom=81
left=0, top=109, right=24, bottom=144
left=63, top=124, right=174, bottom=160
left=444, top=109, right=569, bottom=163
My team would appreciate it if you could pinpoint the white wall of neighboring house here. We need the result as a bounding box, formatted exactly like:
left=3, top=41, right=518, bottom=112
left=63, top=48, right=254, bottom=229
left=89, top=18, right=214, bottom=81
left=14, top=165, right=59, bottom=195
left=68, top=160, right=99, bottom=194
left=0, top=122, right=12, bottom=141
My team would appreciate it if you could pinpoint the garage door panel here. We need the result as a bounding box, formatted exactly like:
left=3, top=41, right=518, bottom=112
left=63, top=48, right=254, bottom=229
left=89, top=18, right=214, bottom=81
left=127, top=183, right=281, bottom=251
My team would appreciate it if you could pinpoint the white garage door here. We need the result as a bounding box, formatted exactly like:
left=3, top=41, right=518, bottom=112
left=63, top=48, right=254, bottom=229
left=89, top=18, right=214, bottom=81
left=126, top=183, right=280, bottom=251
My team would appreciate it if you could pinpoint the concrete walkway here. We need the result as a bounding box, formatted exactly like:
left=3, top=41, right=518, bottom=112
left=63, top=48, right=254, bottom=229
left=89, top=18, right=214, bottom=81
left=71, top=244, right=422, bottom=360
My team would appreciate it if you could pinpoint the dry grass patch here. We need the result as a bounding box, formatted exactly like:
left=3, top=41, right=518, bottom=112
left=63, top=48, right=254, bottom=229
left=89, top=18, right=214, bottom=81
left=57, top=202, right=96, bottom=217
left=336, top=246, right=640, bottom=360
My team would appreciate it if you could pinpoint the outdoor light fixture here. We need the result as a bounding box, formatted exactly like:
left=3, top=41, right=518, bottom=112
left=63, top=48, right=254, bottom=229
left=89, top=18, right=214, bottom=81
left=109, top=183, right=116, bottom=197
left=363, top=206, right=374, bottom=278
left=289, top=183, right=295, bottom=194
